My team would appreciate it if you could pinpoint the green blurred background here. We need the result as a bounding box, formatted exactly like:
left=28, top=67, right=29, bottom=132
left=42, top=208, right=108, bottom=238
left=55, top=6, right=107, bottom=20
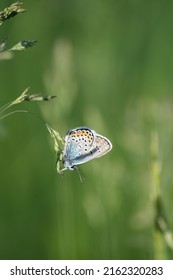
left=0, top=0, right=173, bottom=260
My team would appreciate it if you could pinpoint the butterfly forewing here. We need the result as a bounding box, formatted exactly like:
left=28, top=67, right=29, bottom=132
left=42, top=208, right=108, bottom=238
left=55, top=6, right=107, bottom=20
left=92, top=134, right=112, bottom=158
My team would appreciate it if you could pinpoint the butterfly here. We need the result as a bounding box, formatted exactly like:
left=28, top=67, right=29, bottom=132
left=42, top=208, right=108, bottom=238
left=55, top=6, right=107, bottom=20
left=62, top=127, right=112, bottom=171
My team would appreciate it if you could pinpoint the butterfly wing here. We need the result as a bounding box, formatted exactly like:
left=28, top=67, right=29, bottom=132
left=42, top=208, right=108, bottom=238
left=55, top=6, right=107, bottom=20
left=91, top=133, right=112, bottom=159
left=62, top=127, right=95, bottom=169
left=62, top=127, right=112, bottom=170
left=71, top=133, right=112, bottom=166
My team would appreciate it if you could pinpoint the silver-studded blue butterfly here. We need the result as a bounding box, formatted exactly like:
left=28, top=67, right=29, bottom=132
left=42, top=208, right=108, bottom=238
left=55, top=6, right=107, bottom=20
left=62, top=127, right=112, bottom=171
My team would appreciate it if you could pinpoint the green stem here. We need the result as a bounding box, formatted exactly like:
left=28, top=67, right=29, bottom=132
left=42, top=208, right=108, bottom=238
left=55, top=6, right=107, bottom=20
left=150, top=131, right=173, bottom=259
